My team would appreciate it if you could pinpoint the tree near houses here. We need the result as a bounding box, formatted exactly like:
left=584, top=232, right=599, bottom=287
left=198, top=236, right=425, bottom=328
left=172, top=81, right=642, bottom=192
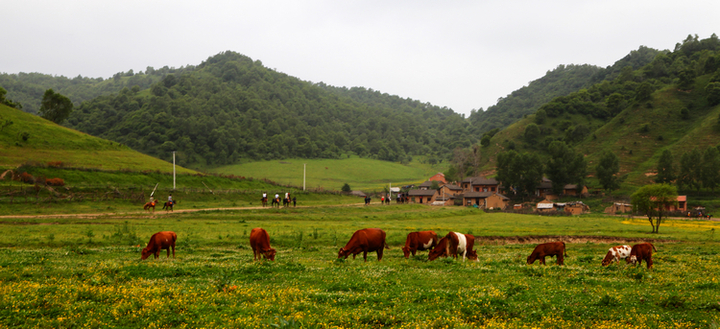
left=631, top=183, right=678, bottom=233
left=545, top=141, right=587, bottom=196
left=496, top=150, right=543, bottom=198
left=701, top=146, right=720, bottom=191
left=596, top=151, right=620, bottom=191
left=654, top=149, right=675, bottom=184
left=39, top=89, right=73, bottom=124
left=341, top=183, right=351, bottom=193
left=678, top=148, right=703, bottom=191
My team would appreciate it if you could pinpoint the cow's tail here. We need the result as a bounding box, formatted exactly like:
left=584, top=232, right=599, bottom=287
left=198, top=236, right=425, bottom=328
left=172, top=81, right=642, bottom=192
left=563, top=242, right=568, bottom=257
left=650, top=242, right=657, bottom=252
left=384, top=241, right=390, bottom=250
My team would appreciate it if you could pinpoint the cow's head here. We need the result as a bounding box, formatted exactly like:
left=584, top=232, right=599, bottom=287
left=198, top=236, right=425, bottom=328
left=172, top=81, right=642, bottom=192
left=526, top=254, right=536, bottom=265
left=402, top=246, right=410, bottom=258
left=338, top=248, right=348, bottom=259
left=141, top=248, right=152, bottom=260
left=428, top=247, right=446, bottom=261
left=467, top=250, right=479, bottom=261
left=601, top=252, right=614, bottom=266
left=627, top=255, right=638, bottom=264
left=264, top=248, right=277, bottom=261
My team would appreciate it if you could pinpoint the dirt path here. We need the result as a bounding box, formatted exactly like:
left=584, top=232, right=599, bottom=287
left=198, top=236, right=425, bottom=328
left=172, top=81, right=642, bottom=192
left=0, top=203, right=369, bottom=220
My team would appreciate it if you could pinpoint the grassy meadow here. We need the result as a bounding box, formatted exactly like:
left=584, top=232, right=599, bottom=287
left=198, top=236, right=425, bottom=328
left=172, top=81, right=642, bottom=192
left=208, top=156, right=448, bottom=191
left=2, top=205, right=720, bottom=328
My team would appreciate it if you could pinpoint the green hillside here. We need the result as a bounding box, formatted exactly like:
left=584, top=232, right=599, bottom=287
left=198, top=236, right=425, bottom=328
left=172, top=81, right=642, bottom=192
left=0, top=104, right=195, bottom=174
left=471, top=34, right=720, bottom=194
left=59, top=51, right=473, bottom=168
left=468, top=46, right=660, bottom=135
left=209, top=156, right=448, bottom=191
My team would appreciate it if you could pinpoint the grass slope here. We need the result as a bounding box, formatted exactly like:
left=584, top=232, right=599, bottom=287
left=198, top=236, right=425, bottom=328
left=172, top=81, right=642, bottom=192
left=0, top=104, right=195, bottom=174
left=209, top=155, right=448, bottom=191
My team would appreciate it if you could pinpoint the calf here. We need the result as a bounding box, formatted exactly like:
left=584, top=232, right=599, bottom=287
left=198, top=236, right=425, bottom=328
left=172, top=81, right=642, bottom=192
left=338, top=228, right=388, bottom=261
left=626, top=242, right=657, bottom=269
left=250, top=227, right=276, bottom=261
left=601, top=245, right=631, bottom=266
left=141, top=231, right=177, bottom=260
left=428, top=237, right=449, bottom=260
left=527, top=241, right=567, bottom=265
left=402, top=231, right=439, bottom=258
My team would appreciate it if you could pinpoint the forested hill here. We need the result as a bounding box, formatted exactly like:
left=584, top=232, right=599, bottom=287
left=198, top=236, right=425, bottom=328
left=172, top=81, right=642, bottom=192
left=64, top=51, right=475, bottom=168
left=0, top=66, right=195, bottom=114
left=469, top=46, right=660, bottom=135
left=468, top=34, right=720, bottom=191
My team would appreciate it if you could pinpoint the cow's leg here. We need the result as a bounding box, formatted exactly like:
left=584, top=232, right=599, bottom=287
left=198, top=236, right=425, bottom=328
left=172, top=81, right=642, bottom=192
left=377, top=248, right=383, bottom=261
left=166, top=248, right=170, bottom=258
left=557, top=253, right=564, bottom=265
left=462, top=250, right=467, bottom=262
left=540, top=256, right=546, bottom=265
left=363, top=251, right=368, bottom=262
left=647, top=257, right=653, bottom=269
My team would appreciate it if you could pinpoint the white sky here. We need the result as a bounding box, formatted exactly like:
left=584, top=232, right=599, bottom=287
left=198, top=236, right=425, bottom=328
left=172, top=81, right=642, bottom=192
left=2, top=1, right=720, bottom=116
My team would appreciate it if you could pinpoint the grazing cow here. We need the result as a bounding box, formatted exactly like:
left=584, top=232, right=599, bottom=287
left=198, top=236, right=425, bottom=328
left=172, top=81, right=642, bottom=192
left=429, top=235, right=479, bottom=261
left=527, top=241, right=567, bottom=265
left=338, top=228, right=389, bottom=261
left=445, top=232, right=478, bottom=261
left=141, top=231, right=177, bottom=260
left=250, top=228, right=276, bottom=261
left=601, top=245, right=632, bottom=266
left=402, top=231, right=439, bottom=258
left=626, top=242, right=657, bottom=269
left=428, top=237, right=449, bottom=260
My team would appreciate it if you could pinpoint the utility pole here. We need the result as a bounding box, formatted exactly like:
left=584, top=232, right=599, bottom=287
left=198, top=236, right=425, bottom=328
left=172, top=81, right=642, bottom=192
left=173, top=151, right=176, bottom=190
left=303, top=163, right=306, bottom=191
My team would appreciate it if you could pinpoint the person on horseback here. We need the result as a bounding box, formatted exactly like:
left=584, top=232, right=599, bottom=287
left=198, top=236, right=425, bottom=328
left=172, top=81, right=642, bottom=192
left=168, top=193, right=174, bottom=206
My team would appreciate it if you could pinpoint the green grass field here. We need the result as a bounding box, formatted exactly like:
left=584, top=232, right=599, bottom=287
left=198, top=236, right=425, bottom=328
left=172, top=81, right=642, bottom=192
left=209, top=156, right=448, bottom=191
left=1, top=205, right=719, bottom=328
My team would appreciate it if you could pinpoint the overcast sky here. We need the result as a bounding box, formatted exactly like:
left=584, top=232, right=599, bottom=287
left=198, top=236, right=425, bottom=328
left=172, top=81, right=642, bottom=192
left=3, top=1, right=720, bottom=116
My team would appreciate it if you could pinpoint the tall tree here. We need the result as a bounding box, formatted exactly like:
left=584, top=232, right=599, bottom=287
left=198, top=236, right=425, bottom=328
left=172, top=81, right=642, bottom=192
left=655, top=150, right=675, bottom=184
left=496, top=150, right=543, bottom=197
left=701, top=146, right=720, bottom=191
left=545, top=141, right=587, bottom=195
left=596, top=151, right=620, bottom=191
left=631, top=184, right=678, bottom=233
left=678, top=148, right=703, bottom=191
left=39, top=89, right=73, bottom=124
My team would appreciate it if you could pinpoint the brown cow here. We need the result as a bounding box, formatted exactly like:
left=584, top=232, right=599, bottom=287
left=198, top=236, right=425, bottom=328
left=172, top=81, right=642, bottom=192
left=141, top=231, right=177, bottom=260
left=402, top=231, right=439, bottom=258
left=626, top=242, right=657, bottom=269
left=250, top=227, right=276, bottom=261
left=338, top=228, right=389, bottom=261
left=527, top=241, right=567, bottom=265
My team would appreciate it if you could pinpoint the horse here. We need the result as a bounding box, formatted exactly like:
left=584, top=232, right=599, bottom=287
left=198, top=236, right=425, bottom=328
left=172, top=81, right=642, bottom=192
left=283, top=197, right=291, bottom=207
left=271, top=197, right=280, bottom=208
left=162, top=200, right=174, bottom=212
left=143, top=200, right=157, bottom=212
left=261, top=197, right=268, bottom=207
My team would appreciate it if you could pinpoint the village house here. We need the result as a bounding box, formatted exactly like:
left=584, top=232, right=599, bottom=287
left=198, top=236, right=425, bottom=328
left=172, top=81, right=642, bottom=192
left=407, top=189, right=437, bottom=204
left=428, top=172, right=447, bottom=184
left=604, top=202, right=632, bottom=215
left=461, top=176, right=499, bottom=192
left=462, top=191, right=510, bottom=209
left=535, top=177, right=588, bottom=199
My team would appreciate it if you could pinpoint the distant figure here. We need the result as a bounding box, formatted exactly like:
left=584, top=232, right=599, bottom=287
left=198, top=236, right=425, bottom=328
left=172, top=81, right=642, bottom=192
left=168, top=193, right=173, bottom=205
left=292, top=197, right=296, bottom=207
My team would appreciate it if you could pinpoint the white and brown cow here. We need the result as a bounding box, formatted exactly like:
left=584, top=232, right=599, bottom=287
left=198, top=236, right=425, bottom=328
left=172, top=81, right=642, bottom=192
left=601, top=245, right=631, bottom=266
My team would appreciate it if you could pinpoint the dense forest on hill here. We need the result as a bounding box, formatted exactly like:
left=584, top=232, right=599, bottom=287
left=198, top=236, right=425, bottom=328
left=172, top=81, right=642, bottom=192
left=460, top=34, right=720, bottom=193
left=469, top=46, right=661, bottom=135
left=0, top=66, right=195, bottom=114
left=60, top=52, right=474, bottom=167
